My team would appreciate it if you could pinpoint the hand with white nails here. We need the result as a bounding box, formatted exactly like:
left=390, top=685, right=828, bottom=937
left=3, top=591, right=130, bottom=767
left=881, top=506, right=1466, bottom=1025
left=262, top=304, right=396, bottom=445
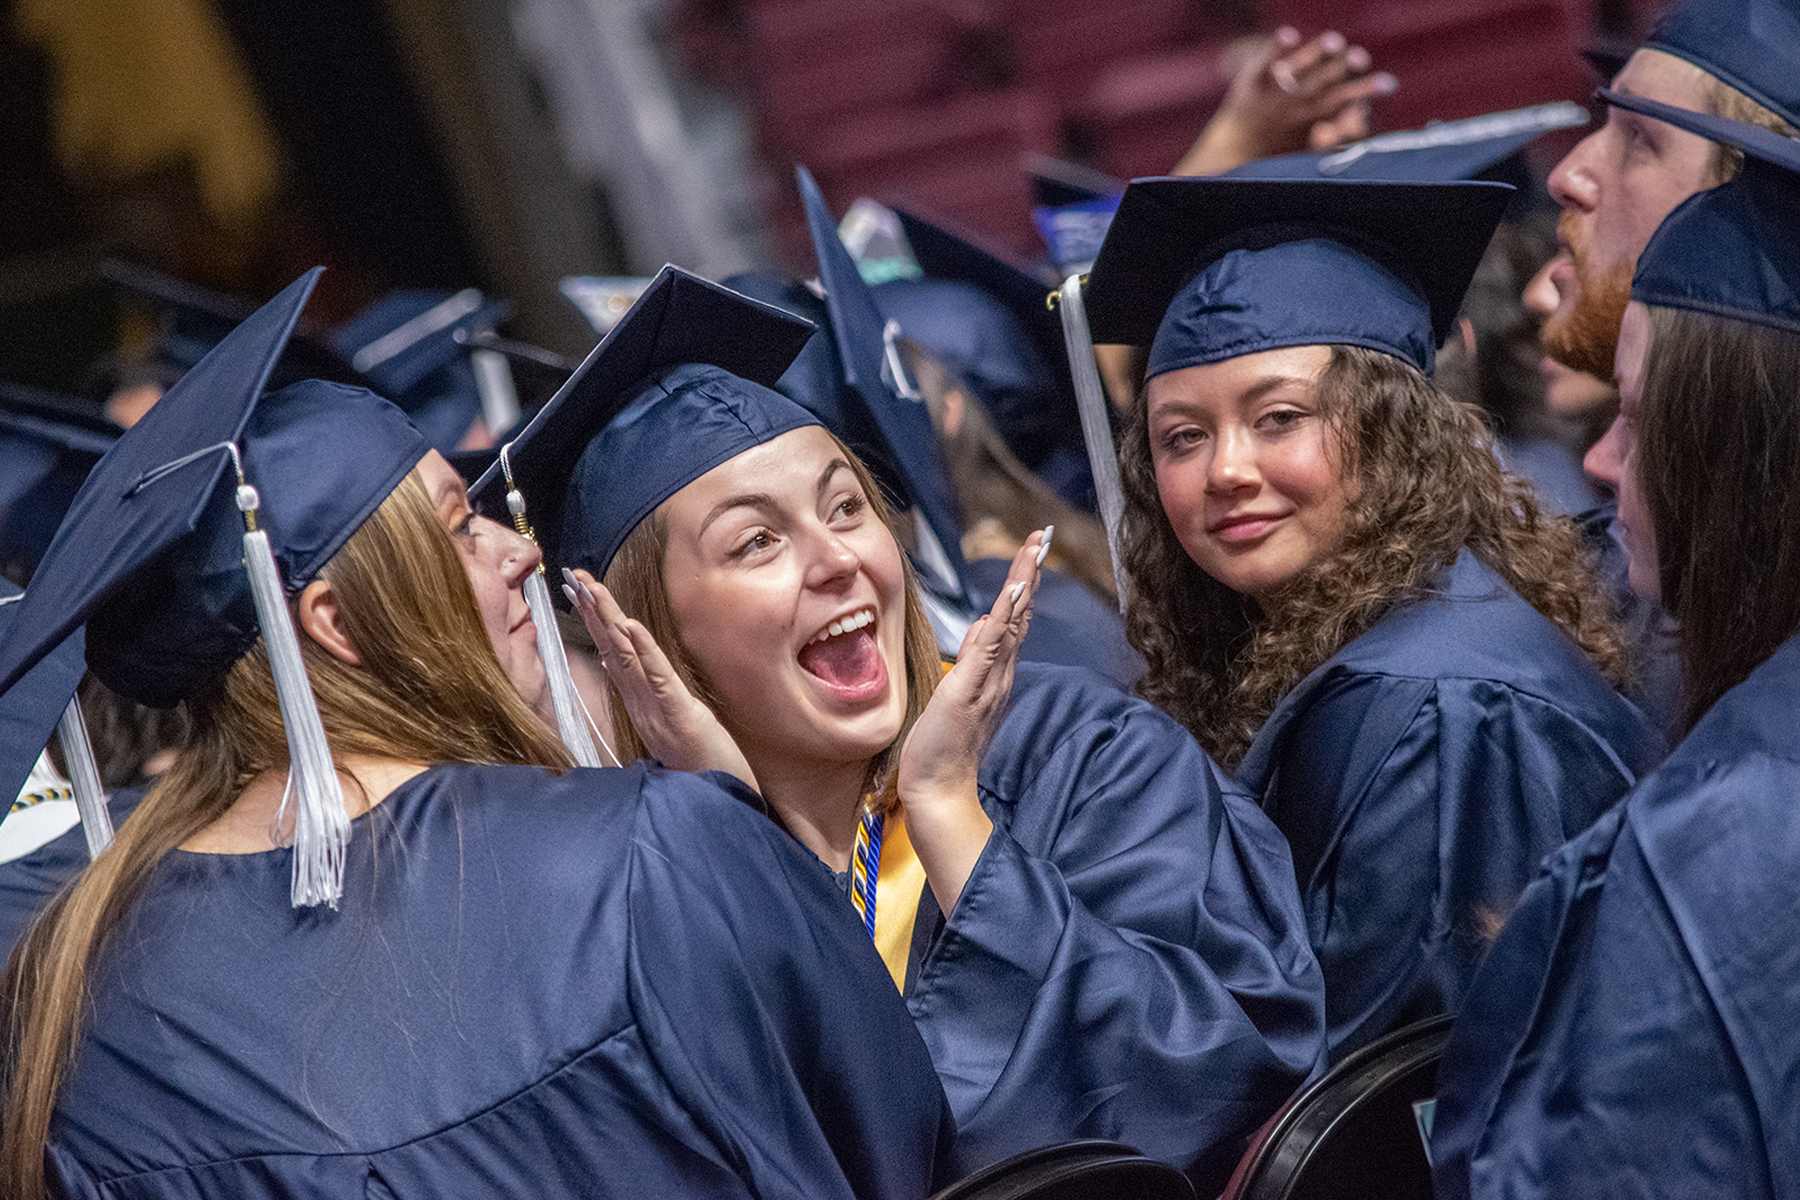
left=895, top=527, right=1048, bottom=913
left=563, top=567, right=760, bottom=794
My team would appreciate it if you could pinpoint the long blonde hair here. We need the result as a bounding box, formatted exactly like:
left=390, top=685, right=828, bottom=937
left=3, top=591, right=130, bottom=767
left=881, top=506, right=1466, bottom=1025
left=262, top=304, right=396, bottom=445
left=1, top=469, right=571, bottom=1199
left=601, top=433, right=942, bottom=815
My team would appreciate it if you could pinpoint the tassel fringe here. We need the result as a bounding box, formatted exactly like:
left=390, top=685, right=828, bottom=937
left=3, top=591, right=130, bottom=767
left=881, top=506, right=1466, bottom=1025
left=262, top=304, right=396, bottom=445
left=56, top=698, right=113, bottom=859
left=240, top=482, right=349, bottom=909
left=522, top=569, right=603, bottom=767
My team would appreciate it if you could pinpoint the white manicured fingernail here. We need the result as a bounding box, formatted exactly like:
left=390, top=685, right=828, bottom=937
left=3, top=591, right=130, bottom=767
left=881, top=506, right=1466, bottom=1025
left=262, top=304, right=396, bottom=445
left=1035, top=526, right=1054, bottom=567
left=1010, top=581, right=1026, bottom=604
left=562, top=583, right=581, bottom=607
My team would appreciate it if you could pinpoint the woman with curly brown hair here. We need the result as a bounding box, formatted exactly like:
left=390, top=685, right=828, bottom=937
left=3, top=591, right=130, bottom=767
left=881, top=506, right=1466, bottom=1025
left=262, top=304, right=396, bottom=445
left=1082, top=176, right=1667, bottom=1061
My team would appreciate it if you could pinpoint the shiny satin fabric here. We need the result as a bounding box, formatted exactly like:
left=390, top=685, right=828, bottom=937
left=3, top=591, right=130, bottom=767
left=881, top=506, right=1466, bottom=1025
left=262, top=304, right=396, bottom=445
left=962, top=560, right=1143, bottom=691
left=41, top=763, right=955, bottom=1199
left=909, top=662, right=1327, bottom=1192
left=1432, top=630, right=1800, bottom=1200
left=1234, top=551, right=1666, bottom=1063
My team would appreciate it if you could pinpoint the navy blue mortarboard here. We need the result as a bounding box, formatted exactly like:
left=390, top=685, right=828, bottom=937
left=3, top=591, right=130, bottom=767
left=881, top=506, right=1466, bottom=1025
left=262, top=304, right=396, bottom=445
left=471, top=265, right=816, bottom=581
left=0, top=386, right=118, bottom=578
left=0, top=268, right=428, bottom=903
left=1601, top=90, right=1800, bottom=334
left=0, top=582, right=97, bottom=843
left=333, top=289, right=503, bottom=453
left=1084, top=177, right=1514, bottom=377
left=105, top=260, right=364, bottom=391
left=798, top=167, right=969, bottom=598
left=881, top=209, right=1078, bottom=468
left=1644, top=0, right=1800, bottom=127
left=1224, top=102, right=1588, bottom=182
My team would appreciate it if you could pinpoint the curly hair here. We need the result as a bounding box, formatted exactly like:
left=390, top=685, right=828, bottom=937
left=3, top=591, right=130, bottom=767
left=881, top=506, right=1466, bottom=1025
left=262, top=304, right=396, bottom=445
left=1120, top=345, right=1628, bottom=768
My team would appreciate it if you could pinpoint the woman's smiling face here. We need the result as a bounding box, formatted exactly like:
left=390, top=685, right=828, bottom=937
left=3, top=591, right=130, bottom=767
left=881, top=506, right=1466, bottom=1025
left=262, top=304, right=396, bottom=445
left=658, top=426, right=909, bottom=773
left=1147, top=344, right=1352, bottom=605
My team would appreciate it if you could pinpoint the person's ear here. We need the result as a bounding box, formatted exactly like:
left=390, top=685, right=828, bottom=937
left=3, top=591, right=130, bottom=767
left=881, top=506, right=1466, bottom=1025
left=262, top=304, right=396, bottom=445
left=296, top=579, right=361, bottom=666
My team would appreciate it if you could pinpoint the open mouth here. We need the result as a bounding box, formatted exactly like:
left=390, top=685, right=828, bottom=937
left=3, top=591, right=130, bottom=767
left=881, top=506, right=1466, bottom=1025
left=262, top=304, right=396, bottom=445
left=797, top=607, right=888, bottom=701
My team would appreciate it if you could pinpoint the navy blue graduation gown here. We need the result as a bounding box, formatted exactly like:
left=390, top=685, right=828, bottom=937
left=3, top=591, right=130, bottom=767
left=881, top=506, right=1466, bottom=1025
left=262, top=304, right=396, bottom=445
left=1233, top=551, right=1665, bottom=1063
left=964, top=559, right=1143, bottom=690
left=909, top=662, right=1326, bottom=1190
left=42, top=763, right=954, bottom=1199
left=0, top=787, right=145, bottom=958
left=1432, top=630, right=1800, bottom=1200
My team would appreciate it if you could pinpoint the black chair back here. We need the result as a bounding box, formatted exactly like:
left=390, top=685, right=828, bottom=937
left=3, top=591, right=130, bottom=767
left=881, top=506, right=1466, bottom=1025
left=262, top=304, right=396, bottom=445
left=1222, top=1015, right=1453, bottom=1200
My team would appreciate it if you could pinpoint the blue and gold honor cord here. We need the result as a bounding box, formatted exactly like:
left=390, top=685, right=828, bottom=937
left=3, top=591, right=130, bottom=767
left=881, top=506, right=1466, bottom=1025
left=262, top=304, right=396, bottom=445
left=849, top=810, right=884, bottom=940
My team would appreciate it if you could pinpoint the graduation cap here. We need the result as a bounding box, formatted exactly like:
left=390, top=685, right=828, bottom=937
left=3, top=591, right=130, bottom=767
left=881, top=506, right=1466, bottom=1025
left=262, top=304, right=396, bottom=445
left=880, top=208, right=1090, bottom=498
left=1033, top=195, right=1125, bottom=279
left=1224, top=102, right=1588, bottom=182
left=798, top=167, right=971, bottom=603
left=0, top=385, right=118, bottom=578
left=1083, top=177, right=1514, bottom=377
left=1644, top=0, right=1800, bottom=127
left=0, top=268, right=429, bottom=906
left=470, top=265, right=814, bottom=764
left=1602, top=91, right=1800, bottom=334
left=104, top=259, right=364, bottom=391
left=0, top=583, right=109, bottom=860
left=333, top=288, right=506, bottom=453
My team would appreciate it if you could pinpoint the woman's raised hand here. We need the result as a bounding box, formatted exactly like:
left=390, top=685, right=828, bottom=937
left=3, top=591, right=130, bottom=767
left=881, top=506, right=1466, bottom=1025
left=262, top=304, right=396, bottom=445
left=895, top=527, right=1049, bottom=912
left=563, top=568, right=759, bottom=794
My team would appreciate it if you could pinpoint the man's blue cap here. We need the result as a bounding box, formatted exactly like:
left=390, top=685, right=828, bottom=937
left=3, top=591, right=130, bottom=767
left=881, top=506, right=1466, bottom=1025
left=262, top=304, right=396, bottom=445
left=1604, top=90, right=1800, bottom=335
left=0, top=581, right=90, bottom=808
left=1084, top=177, right=1513, bottom=377
left=799, top=166, right=969, bottom=595
left=332, top=289, right=503, bottom=453
left=0, top=386, right=117, bottom=578
left=879, top=208, right=1081, bottom=474
left=1645, top=0, right=1800, bottom=127
left=0, top=269, right=428, bottom=707
left=470, top=265, right=816, bottom=580
left=1225, top=102, right=1589, bottom=182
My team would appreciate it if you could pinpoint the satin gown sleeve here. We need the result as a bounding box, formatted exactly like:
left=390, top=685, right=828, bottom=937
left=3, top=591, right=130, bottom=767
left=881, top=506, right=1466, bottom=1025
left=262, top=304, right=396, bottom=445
left=907, top=663, right=1327, bottom=1191
left=1432, top=633, right=1800, bottom=1200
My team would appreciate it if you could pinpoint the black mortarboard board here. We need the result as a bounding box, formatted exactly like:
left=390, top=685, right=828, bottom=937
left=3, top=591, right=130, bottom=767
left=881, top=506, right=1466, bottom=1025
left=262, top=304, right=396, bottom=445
left=798, top=167, right=970, bottom=597
left=1224, top=102, right=1588, bottom=182
left=470, top=265, right=816, bottom=577
left=1084, top=177, right=1513, bottom=376
left=1603, top=90, right=1800, bottom=334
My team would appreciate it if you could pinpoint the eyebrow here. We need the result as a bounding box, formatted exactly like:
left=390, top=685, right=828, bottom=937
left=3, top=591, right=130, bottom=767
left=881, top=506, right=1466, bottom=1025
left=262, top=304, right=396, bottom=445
left=698, top=458, right=855, bottom=536
left=1153, top=373, right=1313, bottom=418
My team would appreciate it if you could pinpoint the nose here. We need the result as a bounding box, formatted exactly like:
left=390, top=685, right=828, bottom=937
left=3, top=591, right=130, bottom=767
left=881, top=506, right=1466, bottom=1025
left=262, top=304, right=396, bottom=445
left=1583, top=411, right=1627, bottom=488
left=1522, top=258, right=1561, bottom=319
left=1205, top=426, right=1261, bottom=494
left=801, top=524, right=862, bottom=592
left=1547, top=133, right=1600, bottom=213
left=483, top=515, right=542, bottom=587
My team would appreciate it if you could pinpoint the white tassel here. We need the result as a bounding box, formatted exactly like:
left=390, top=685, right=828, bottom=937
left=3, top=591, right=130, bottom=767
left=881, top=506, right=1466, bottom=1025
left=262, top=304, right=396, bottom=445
left=1055, top=273, right=1131, bottom=613
left=500, top=445, right=602, bottom=768
left=56, top=697, right=112, bottom=859
left=238, top=480, right=349, bottom=909
left=521, top=564, right=603, bottom=767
